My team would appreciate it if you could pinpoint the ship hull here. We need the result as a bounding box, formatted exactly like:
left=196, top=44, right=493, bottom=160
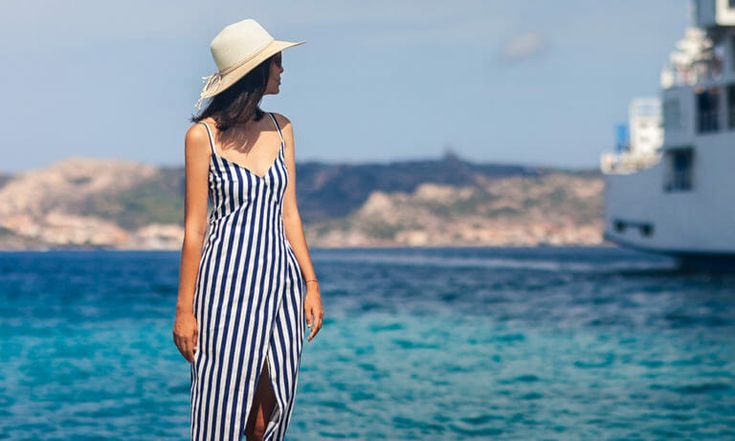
left=603, top=132, right=735, bottom=268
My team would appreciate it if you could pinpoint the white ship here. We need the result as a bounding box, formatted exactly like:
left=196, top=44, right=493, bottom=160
left=601, top=0, right=735, bottom=268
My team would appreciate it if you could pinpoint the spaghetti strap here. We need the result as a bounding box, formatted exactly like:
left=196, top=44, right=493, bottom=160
left=198, top=122, right=217, bottom=156
left=268, top=112, right=285, bottom=150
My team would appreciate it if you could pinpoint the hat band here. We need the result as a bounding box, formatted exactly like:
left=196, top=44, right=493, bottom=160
left=217, top=38, right=273, bottom=76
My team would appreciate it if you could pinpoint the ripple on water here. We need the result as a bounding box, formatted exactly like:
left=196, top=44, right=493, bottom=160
left=498, top=374, right=541, bottom=384
left=390, top=338, right=442, bottom=350
left=573, top=352, right=616, bottom=369
left=673, top=382, right=733, bottom=394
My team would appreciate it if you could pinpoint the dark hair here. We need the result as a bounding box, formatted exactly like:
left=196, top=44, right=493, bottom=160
left=190, top=52, right=281, bottom=132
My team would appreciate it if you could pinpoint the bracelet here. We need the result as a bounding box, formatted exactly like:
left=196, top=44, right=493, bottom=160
left=305, top=279, right=319, bottom=284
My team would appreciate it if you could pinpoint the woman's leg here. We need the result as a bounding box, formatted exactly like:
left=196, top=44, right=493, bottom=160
left=244, top=362, right=277, bottom=441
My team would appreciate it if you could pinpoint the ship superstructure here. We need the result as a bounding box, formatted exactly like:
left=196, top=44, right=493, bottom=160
left=601, top=0, right=735, bottom=265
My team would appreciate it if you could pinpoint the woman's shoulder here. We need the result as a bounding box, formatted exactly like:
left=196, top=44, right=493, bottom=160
left=186, top=119, right=210, bottom=134
left=184, top=120, right=213, bottom=152
left=193, top=117, right=216, bottom=130
left=270, top=112, right=292, bottom=129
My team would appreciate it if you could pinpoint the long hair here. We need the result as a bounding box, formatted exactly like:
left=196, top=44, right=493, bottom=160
left=190, top=53, right=280, bottom=132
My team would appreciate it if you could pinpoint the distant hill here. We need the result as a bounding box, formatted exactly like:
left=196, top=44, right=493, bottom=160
left=0, top=153, right=604, bottom=249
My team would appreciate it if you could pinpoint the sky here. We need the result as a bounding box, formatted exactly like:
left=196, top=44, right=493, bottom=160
left=0, top=0, right=692, bottom=172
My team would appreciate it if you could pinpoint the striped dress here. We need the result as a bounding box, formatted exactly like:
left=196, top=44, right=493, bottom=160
left=190, top=112, right=306, bottom=440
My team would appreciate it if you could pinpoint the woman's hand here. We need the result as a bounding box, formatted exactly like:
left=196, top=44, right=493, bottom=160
left=173, top=310, right=198, bottom=363
left=304, top=281, right=323, bottom=342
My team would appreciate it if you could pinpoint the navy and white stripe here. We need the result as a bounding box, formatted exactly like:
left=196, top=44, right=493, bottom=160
left=190, top=112, right=306, bottom=441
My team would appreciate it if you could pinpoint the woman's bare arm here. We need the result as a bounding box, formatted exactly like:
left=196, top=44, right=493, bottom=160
left=173, top=123, right=211, bottom=362
left=276, top=112, right=324, bottom=342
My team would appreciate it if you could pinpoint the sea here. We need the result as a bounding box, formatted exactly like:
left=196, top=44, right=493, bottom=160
left=1, top=246, right=733, bottom=440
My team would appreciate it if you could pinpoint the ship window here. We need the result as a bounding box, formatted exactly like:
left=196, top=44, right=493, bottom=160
left=613, top=220, right=625, bottom=233
left=728, top=84, right=735, bottom=129
left=640, top=224, right=654, bottom=237
left=696, top=87, right=720, bottom=133
left=663, top=98, right=683, bottom=129
left=663, top=147, right=694, bottom=192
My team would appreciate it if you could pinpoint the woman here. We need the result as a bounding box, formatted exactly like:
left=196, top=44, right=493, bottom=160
left=172, top=19, right=323, bottom=441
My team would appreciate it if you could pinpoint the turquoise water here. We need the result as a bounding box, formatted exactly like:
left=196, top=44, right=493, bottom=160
left=1, top=247, right=734, bottom=440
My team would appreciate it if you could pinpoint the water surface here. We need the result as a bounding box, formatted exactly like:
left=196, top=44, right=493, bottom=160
left=1, top=247, right=733, bottom=440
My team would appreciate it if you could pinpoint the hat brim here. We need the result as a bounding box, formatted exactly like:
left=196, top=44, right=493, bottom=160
left=199, top=39, right=305, bottom=100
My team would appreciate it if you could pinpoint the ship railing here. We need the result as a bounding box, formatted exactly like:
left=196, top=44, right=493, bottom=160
left=661, top=62, right=723, bottom=88
left=600, top=151, right=662, bottom=174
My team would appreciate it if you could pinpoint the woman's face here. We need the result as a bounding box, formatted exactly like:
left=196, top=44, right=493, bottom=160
left=264, top=52, right=283, bottom=95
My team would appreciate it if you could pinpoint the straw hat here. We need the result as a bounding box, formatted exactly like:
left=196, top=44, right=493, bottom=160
left=195, top=19, right=305, bottom=109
